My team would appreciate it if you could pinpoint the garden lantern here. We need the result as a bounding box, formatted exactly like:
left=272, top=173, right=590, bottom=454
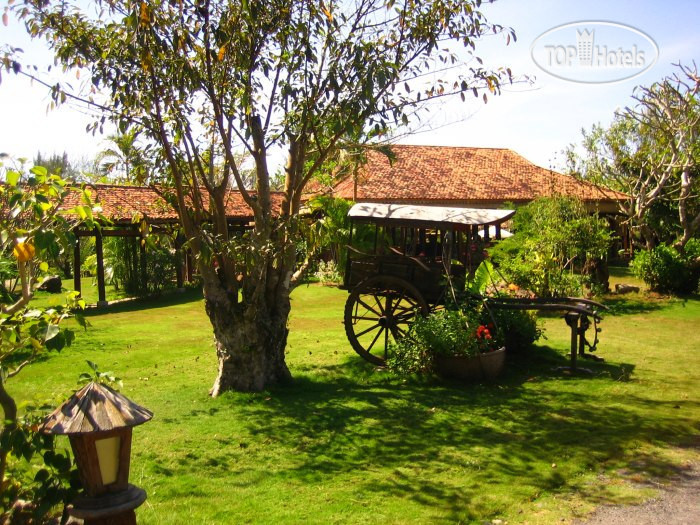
left=43, top=381, right=153, bottom=524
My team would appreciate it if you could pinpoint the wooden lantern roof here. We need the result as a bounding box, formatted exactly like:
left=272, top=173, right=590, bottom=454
left=42, top=382, right=153, bottom=435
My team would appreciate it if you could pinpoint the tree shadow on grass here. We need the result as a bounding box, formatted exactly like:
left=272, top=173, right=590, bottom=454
left=602, top=296, right=666, bottom=316
left=81, top=287, right=203, bottom=317
left=206, top=349, right=695, bottom=522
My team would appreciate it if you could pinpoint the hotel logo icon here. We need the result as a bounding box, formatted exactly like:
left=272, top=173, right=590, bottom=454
left=576, top=29, right=594, bottom=66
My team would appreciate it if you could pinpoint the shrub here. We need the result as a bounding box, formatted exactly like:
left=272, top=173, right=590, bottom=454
left=1, top=407, right=80, bottom=523
left=631, top=243, right=699, bottom=294
left=491, top=197, right=613, bottom=297
left=487, top=308, right=542, bottom=353
left=103, top=236, right=176, bottom=295
left=314, top=260, right=341, bottom=285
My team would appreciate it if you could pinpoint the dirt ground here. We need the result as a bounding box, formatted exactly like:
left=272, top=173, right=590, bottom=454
left=574, top=460, right=700, bottom=525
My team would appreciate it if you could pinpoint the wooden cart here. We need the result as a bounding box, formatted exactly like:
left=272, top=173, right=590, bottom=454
left=341, top=202, right=606, bottom=371
left=341, top=203, right=515, bottom=365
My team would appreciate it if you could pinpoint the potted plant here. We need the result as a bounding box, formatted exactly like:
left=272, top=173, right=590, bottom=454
left=388, top=308, right=506, bottom=380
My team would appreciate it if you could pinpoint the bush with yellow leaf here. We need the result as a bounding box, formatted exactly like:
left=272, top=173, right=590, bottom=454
left=0, top=159, right=95, bottom=520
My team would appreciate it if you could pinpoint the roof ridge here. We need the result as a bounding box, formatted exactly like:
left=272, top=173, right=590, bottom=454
left=391, top=144, right=511, bottom=152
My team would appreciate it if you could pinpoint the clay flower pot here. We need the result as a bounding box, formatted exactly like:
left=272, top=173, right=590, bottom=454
left=434, top=347, right=506, bottom=380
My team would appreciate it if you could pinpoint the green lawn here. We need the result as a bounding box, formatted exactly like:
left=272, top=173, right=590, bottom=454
left=9, top=274, right=700, bottom=524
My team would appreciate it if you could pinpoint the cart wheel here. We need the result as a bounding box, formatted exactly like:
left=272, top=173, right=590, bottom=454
left=344, top=276, right=429, bottom=366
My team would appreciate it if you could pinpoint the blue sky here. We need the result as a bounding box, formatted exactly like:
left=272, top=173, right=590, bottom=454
left=0, top=0, right=698, bottom=171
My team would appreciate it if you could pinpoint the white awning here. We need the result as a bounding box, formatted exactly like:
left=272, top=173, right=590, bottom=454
left=348, top=203, right=515, bottom=227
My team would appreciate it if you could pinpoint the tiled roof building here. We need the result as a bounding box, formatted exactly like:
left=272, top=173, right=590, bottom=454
left=331, top=145, right=626, bottom=213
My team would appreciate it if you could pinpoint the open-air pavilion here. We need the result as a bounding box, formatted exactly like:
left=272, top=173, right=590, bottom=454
left=61, top=185, right=283, bottom=305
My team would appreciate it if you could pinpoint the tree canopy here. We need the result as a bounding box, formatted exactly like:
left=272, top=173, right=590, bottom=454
left=567, top=63, right=700, bottom=252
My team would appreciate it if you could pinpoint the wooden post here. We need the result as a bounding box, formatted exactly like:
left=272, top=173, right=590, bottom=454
left=483, top=224, right=490, bottom=242
left=174, top=235, right=184, bottom=290
left=140, top=239, right=147, bottom=293
left=95, top=230, right=107, bottom=306
left=185, top=250, right=194, bottom=283
left=495, top=223, right=502, bottom=240
left=73, top=236, right=82, bottom=297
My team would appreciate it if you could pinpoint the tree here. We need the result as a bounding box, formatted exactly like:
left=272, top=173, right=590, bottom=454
left=96, top=130, right=148, bottom=184
left=0, top=160, right=92, bottom=502
left=33, top=151, right=78, bottom=181
left=567, top=63, right=700, bottom=253
left=12, top=0, right=514, bottom=394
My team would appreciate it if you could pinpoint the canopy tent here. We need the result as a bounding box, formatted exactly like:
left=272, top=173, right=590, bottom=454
left=347, top=202, right=515, bottom=230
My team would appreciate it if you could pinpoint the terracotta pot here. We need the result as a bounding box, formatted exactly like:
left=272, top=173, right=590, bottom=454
left=434, top=347, right=506, bottom=380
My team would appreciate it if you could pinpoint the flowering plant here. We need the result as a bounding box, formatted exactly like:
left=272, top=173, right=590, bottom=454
left=387, top=307, right=504, bottom=375
left=475, top=322, right=501, bottom=353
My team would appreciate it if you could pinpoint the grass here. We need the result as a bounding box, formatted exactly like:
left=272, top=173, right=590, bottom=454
left=8, top=271, right=700, bottom=524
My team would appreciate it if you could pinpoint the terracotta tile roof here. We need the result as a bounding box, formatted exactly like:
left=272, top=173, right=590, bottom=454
left=333, top=145, right=627, bottom=205
left=61, top=184, right=283, bottom=224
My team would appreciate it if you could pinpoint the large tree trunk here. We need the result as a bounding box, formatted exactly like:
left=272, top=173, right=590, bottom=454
left=203, top=276, right=292, bottom=395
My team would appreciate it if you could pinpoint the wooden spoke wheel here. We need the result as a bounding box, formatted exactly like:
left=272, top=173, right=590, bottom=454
left=344, top=276, right=429, bottom=366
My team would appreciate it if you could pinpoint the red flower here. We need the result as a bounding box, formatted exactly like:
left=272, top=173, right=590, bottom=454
left=476, top=325, right=491, bottom=340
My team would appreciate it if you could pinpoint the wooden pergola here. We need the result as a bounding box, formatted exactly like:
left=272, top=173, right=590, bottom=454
left=62, top=184, right=281, bottom=305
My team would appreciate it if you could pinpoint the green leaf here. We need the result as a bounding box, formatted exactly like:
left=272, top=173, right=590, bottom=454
left=39, top=261, right=49, bottom=272
left=34, top=469, right=50, bottom=483
left=6, top=170, right=20, bottom=186
left=34, top=230, right=56, bottom=251
left=43, top=323, right=60, bottom=342
left=30, top=165, right=48, bottom=177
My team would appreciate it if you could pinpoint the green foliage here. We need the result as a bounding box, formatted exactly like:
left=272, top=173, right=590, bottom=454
left=0, top=160, right=92, bottom=519
left=104, top=236, right=176, bottom=296
left=306, top=196, right=354, bottom=270
left=314, top=260, right=341, bottom=285
left=567, top=64, right=700, bottom=249
left=96, top=130, right=149, bottom=184
left=630, top=243, right=700, bottom=294
left=1, top=406, right=80, bottom=522
left=78, top=360, right=123, bottom=390
left=492, top=197, right=613, bottom=297
left=33, top=151, right=78, bottom=181
left=465, top=259, right=496, bottom=295
left=489, top=308, right=542, bottom=353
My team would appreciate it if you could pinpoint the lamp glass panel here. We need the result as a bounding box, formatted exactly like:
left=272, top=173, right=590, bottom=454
left=95, top=435, right=121, bottom=485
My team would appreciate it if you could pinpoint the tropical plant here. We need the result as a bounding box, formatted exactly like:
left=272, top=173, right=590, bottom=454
left=489, top=308, right=542, bottom=353
left=314, top=260, right=341, bottom=285
left=630, top=241, right=700, bottom=294
left=96, top=130, right=148, bottom=184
